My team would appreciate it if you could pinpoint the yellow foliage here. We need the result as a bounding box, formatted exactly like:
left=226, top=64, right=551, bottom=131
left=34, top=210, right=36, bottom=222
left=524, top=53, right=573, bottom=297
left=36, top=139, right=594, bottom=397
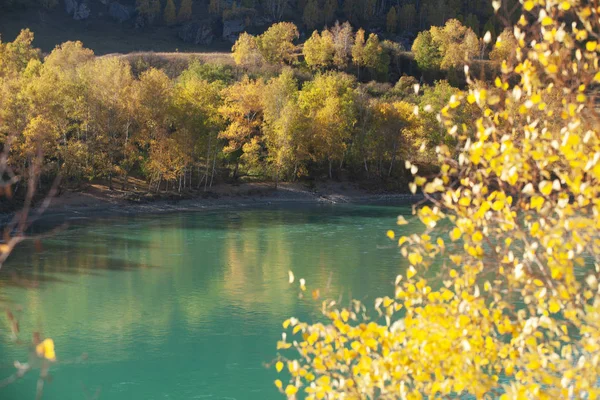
left=276, top=1, right=600, bottom=399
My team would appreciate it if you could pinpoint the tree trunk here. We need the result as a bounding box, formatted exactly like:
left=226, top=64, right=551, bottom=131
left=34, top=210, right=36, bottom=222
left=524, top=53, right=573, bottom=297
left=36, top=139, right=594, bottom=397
left=388, top=141, right=398, bottom=177
left=210, top=147, right=217, bottom=188
left=204, top=134, right=212, bottom=191
left=364, top=157, right=369, bottom=173
left=233, top=162, right=239, bottom=180
left=329, top=159, right=333, bottom=179
left=122, top=171, right=128, bottom=191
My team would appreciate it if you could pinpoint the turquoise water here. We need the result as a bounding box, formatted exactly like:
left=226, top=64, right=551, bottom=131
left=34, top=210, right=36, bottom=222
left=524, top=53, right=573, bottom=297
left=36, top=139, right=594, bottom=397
left=0, top=203, right=418, bottom=400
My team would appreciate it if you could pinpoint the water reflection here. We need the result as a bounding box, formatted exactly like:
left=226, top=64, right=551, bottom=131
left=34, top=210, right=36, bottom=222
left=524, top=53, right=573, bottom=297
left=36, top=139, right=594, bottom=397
left=0, top=204, right=412, bottom=400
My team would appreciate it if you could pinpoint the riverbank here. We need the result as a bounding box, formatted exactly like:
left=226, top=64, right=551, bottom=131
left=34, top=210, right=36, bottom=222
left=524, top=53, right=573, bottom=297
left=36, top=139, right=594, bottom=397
left=4, top=181, right=422, bottom=225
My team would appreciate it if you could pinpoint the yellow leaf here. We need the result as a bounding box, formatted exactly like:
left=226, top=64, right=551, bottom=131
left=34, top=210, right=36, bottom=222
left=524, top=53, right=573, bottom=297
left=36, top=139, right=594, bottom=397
left=276, top=361, right=284, bottom=372
left=396, top=215, right=409, bottom=225
left=541, top=16, right=553, bottom=26
left=387, top=230, right=395, bottom=240
left=560, top=1, right=570, bottom=10
left=472, top=231, right=483, bottom=242
left=450, top=227, right=462, bottom=241
left=523, top=0, right=534, bottom=11
left=533, top=279, right=544, bottom=286
left=35, top=339, right=56, bottom=361
left=530, top=195, right=544, bottom=210
left=539, top=180, right=552, bottom=196
left=549, top=299, right=561, bottom=313
left=491, top=200, right=504, bottom=211
left=341, top=309, right=350, bottom=322
left=407, top=266, right=417, bottom=279
left=408, top=252, right=423, bottom=265
left=285, top=385, right=298, bottom=396
left=586, top=41, right=597, bottom=52
left=275, top=379, right=283, bottom=389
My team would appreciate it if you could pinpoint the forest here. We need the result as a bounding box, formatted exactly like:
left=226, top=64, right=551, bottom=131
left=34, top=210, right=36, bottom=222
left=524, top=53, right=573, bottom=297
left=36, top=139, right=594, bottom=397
left=0, top=17, right=509, bottom=195
left=0, top=0, right=514, bottom=47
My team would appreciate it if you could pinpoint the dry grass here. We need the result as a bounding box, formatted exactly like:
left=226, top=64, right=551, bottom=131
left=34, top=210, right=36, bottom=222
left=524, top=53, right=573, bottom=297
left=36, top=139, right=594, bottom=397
left=105, top=51, right=234, bottom=77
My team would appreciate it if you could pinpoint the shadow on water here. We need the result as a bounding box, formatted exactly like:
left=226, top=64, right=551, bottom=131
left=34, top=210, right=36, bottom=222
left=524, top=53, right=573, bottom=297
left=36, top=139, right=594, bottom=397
left=22, top=201, right=411, bottom=234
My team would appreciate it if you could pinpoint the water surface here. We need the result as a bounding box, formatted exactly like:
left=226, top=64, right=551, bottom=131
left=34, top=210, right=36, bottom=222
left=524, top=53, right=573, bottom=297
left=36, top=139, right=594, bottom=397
left=0, top=203, right=418, bottom=400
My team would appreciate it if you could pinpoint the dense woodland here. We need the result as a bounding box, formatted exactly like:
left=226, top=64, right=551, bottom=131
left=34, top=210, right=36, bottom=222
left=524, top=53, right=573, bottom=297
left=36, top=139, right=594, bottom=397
left=0, top=17, right=504, bottom=193
left=0, top=0, right=518, bottom=49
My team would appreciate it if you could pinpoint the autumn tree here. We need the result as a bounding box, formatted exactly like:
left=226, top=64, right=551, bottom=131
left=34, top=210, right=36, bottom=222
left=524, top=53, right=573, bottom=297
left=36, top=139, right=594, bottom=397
left=386, top=6, right=397, bottom=34
left=298, top=72, right=356, bottom=178
left=274, top=0, right=600, bottom=399
left=218, top=76, right=265, bottom=177
left=351, top=28, right=366, bottom=76
left=323, top=0, right=337, bottom=26
left=303, top=30, right=335, bottom=70
left=208, top=0, right=220, bottom=15
left=489, top=28, right=518, bottom=64
left=256, top=22, right=299, bottom=65
left=398, top=3, right=416, bottom=32
left=330, top=21, right=354, bottom=69
left=366, top=100, right=422, bottom=176
left=261, top=68, right=307, bottom=183
left=232, top=32, right=263, bottom=67
left=177, top=0, right=193, bottom=22
left=135, top=68, right=173, bottom=190
left=163, top=0, right=177, bottom=25
left=413, top=19, right=479, bottom=71
left=262, top=0, right=288, bottom=21
left=430, top=19, right=479, bottom=69
left=173, top=65, right=225, bottom=190
left=136, top=0, right=161, bottom=24
left=302, top=0, right=321, bottom=31
left=0, top=29, right=40, bottom=78
left=77, top=57, right=135, bottom=189
left=363, top=33, right=389, bottom=77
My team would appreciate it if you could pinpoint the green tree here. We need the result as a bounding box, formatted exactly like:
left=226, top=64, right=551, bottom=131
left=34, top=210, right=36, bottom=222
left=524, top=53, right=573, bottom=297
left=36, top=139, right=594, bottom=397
left=412, top=30, right=442, bottom=70
left=363, top=33, right=388, bottom=77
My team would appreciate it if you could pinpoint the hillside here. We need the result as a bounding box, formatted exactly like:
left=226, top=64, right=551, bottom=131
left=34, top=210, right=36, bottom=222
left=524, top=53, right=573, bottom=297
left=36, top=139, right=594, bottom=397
left=0, top=5, right=232, bottom=54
